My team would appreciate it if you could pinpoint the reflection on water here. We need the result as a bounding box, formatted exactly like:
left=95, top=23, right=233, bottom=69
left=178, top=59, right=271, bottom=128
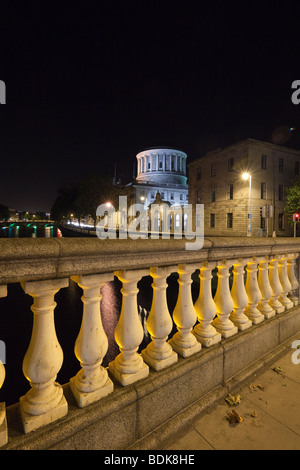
left=0, top=267, right=222, bottom=407
left=0, top=222, right=61, bottom=238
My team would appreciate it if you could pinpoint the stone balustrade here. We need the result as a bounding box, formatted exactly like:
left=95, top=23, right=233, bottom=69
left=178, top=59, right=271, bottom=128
left=0, top=237, right=299, bottom=448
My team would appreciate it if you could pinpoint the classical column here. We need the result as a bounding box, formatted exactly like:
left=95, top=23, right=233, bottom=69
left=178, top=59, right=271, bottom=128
left=20, top=279, right=69, bottom=434
left=0, top=285, right=7, bottom=447
left=142, top=266, right=178, bottom=370
left=109, top=269, right=149, bottom=386
left=193, top=262, right=222, bottom=346
left=212, top=261, right=238, bottom=338
left=278, top=256, right=294, bottom=310
left=257, top=258, right=276, bottom=319
left=244, top=259, right=265, bottom=324
left=287, top=254, right=299, bottom=306
left=70, top=274, right=114, bottom=408
left=169, top=265, right=202, bottom=358
left=230, top=260, right=252, bottom=330
left=268, top=256, right=285, bottom=313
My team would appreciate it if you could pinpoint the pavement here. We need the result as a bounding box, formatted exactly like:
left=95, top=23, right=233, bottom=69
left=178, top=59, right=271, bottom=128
left=165, top=341, right=300, bottom=451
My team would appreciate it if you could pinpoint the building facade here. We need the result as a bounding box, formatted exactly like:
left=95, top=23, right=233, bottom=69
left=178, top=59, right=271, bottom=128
left=126, top=147, right=189, bottom=208
left=188, top=139, right=300, bottom=237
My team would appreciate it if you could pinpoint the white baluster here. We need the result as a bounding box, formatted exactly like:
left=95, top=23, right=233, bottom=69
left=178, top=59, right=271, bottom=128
left=0, top=285, right=7, bottom=447
left=268, top=256, right=285, bottom=314
left=70, top=274, right=114, bottom=407
left=212, top=261, right=238, bottom=338
left=20, top=279, right=69, bottom=433
left=244, top=259, right=264, bottom=325
left=142, top=266, right=178, bottom=370
left=257, top=258, right=275, bottom=319
left=109, top=270, right=149, bottom=386
left=193, top=262, right=222, bottom=346
left=230, top=260, right=252, bottom=330
left=278, top=256, right=294, bottom=310
left=169, top=264, right=202, bottom=358
left=287, top=254, right=299, bottom=306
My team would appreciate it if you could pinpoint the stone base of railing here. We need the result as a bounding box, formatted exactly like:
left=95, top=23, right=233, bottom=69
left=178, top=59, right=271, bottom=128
left=0, top=403, right=7, bottom=447
left=2, top=304, right=300, bottom=451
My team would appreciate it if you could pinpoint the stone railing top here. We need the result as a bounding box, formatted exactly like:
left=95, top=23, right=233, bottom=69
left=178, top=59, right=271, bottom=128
left=0, top=237, right=300, bottom=284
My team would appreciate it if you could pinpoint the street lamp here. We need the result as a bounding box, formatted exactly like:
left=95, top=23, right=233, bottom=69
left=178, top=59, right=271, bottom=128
left=242, top=172, right=252, bottom=237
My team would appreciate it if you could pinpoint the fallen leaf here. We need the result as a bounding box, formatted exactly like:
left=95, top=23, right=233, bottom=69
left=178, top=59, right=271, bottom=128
left=272, top=366, right=283, bottom=374
left=227, top=409, right=244, bottom=424
left=225, top=394, right=242, bottom=406
left=249, top=383, right=264, bottom=391
left=250, top=411, right=258, bottom=418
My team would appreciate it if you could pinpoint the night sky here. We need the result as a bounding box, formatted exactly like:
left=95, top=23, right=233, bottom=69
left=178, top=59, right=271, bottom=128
left=1, top=1, right=300, bottom=212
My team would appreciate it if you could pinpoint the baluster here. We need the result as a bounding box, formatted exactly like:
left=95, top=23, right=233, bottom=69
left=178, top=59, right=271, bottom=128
left=169, top=264, right=202, bottom=358
left=142, top=266, right=178, bottom=370
left=244, top=259, right=264, bottom=324
left=257, top=258, right=275, bottom=319
left=268, top=256, right=285, bottom=314
left=20, top=279, right=69, bottom=433
left=0, top=285, right=7, bottom=447
left=109, top=270, right=149, bottom=386
left=287, top=254, right=299, bottom=306
left=193, top=262, right=222, bottom=346
left=212, top=261, right=238, bottom=338
left=70, top=274, right=114, bottom=407
left=278, top=256, right=294, bottom=310
left=230, top=259, right=252, bottom=330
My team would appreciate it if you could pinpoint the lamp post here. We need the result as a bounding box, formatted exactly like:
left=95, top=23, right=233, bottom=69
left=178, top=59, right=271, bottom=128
left=242, top=172, right=252, bottom=237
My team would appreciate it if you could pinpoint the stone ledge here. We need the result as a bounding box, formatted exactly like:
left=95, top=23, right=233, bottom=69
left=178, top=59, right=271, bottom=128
left=2, top=306, right=300, bottom=450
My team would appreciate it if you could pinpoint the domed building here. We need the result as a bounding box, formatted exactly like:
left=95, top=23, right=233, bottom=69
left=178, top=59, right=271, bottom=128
left=127, top=147, right=188, bottom=207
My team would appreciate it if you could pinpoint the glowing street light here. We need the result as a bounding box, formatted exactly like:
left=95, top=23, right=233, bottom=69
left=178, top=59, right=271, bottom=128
left=242, top=172, right=252, bottom=237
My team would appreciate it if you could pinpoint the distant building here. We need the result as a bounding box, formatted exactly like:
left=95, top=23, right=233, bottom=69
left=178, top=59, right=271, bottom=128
left=188, top=138, right=300, bottom=237
left=125, top=147, right=189, bottom=208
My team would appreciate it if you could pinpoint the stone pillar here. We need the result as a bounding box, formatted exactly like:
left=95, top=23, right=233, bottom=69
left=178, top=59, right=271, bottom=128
left=142, top=266, right=178, bottom=370
left=244, top=259, right=265, bottom=324
left=212, top=261, right=238, bottom=338
left=230, top=260, right=252, bottom=330
left=70, top=274, right=114, bottom=408
left=278, top=256, right=294, bottom=310
left=20, top=279, right=69, bottom=434
left=169, top=265, right=202, bottom=358
left=287, top=254, right=299, bottom=306
left=193, top=262, right=222, bottom=346
left=109, top=269, right=149, bottom=386
left=269, top=256, right=285, bottom=313
left=257, top=258, right=276, bottom=319
left=163, top=154, right=166, bottom=171
left=0, top=285, right=7, bottom=447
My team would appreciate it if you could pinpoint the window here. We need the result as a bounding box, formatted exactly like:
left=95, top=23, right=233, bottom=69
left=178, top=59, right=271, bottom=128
left=279, top=158, right=284, bottom=173
left=227, top=213, right=233, bottom=228
left=278, top=213, right=284, bottom=230
left=211, top=188, right=216, bottom=202
left=278, top=184, right=284, bottom=201
left=261, top=154, right=267, bottom=170
left=261, top=182, right=267, bottom=199
left=180, top=193, right=183, bottom=201
left=170, top=193, right=174, bottom=200
left=210, top=213, right=215, bottom=228
left=161, top=192, right=164, bottom=199
left=197, top=168, right=201, bottom=180
left=159, top=161, right=163, bottom=169
left=296, top=161, right=299, bottom=176
left=228, top=157, right=234, bottom=172
left=148, top=162, right=151, bottom=170
left=211, top=163, right=216, bottom=177
left=227, top=184, right=233, bottom=200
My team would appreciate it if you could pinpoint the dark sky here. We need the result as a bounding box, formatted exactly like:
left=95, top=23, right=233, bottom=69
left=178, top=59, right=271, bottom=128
left=1, top=1, right=300, bottom=212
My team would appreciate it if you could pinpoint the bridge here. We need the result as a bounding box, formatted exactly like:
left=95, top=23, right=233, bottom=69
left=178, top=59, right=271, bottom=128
left=0, top=237, right=299, bottom=449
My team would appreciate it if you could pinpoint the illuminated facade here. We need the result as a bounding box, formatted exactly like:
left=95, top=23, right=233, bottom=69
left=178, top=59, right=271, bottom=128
left=188, top=138, right=300, bottom=237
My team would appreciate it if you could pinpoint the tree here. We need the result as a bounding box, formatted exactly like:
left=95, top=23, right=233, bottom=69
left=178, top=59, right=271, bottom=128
left=285, top=176, right=300, bottom=223
left=0, top=204, right=9, bottom=221
left=51, top=183, right=80, bottom=222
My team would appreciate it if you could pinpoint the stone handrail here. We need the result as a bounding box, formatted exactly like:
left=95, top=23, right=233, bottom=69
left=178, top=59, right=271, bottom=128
left=0, top=237, right=299, bottom=446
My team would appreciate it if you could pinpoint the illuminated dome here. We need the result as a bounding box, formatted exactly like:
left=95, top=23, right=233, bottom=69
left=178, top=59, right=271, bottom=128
left=136, top=148, right=187, bottom=186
